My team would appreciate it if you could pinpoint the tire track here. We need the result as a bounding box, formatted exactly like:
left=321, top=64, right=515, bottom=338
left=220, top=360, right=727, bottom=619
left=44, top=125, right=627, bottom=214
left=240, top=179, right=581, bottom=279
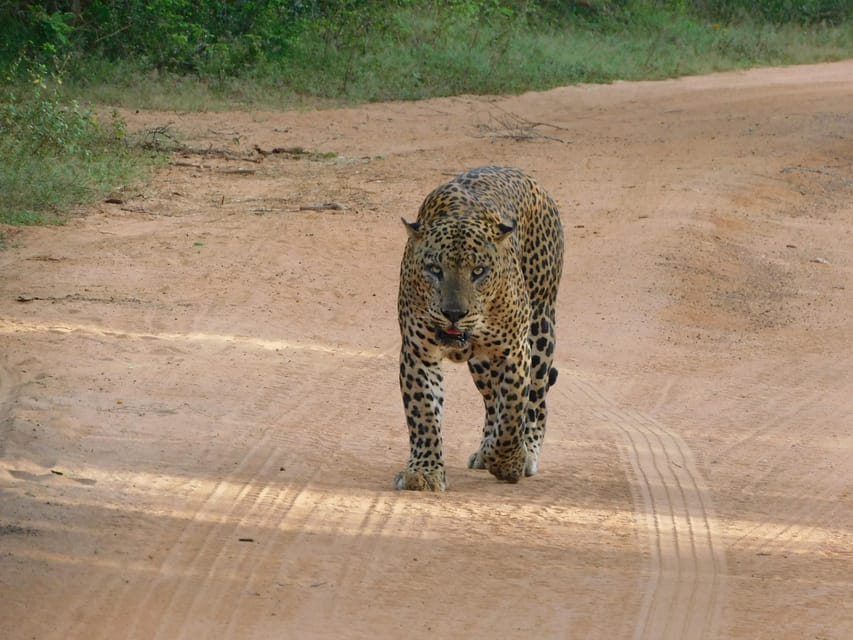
left=141, top=348, right=359, bottom=640
left=206, top=351, right=410, bottom=639
left=0, top=357, right=21, bottom=449
left=721, top=357, right=853, bottom=569
left=687, top=355, right=853, bottom=563
left=35, top=334, right=301, bottom=640
left=146, top=432, right=288, bottom=640
left=557, top=371, right=726, bottom=640
left=38, top=327, right=390, bottom=640
left=679, top=352, right=852, bottom=640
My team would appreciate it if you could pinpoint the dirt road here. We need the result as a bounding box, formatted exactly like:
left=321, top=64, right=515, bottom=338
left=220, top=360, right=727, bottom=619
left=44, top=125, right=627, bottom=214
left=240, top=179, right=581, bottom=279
left=2, top=61, right=852, bottom=639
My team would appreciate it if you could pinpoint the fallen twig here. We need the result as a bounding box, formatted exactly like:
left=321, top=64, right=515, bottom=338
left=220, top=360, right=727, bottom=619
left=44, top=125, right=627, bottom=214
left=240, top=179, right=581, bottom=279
left=170, top=161, right=204, bottom=169
left=298, top=202, right=344, bottom=211
left=16, top=293, right=144, bottom=304
left=218, top=167, right=257, bottom=175
left=254, top=144, right=338, bottom=161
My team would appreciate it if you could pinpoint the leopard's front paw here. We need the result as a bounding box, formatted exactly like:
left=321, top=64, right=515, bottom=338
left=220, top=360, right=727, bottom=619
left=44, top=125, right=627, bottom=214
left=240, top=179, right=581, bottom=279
left=467, top=449, right=487, bottom=470
left=393, top=467, right=447, bottom=492
left=487, top=447, right=527, bottom=483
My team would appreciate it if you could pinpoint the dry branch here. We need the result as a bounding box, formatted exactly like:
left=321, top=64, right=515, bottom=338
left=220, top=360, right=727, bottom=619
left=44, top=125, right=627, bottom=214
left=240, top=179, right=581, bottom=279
left=474, top=109, right=568, bottom=144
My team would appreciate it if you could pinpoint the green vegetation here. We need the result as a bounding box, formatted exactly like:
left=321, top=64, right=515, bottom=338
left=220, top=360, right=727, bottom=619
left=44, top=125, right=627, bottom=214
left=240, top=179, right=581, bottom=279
left=1, top=1, right=852, bottom=224
left=1, top=60, right=156, bottom=225
left=3, top=1, right=850, bottom=105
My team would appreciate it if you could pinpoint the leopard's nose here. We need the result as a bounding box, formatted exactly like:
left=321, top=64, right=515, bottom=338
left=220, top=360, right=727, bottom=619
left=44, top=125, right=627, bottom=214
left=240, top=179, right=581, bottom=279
left=442, top=307, right=468, bottom=323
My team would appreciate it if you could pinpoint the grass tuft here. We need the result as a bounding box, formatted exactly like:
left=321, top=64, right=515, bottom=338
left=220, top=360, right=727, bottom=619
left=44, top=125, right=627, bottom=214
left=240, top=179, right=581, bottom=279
left=1, top=62, right=157, bottom=225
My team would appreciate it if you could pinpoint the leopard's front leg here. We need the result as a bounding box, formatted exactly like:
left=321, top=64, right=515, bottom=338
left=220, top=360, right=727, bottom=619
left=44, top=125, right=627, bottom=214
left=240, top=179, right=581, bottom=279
left=468, top=349, right=530, bottom=484
left=488, top=355, right=530, bottom=483
left=466, top=357, right=496, bottom=471
left=394, top=347, right=447, bottom=491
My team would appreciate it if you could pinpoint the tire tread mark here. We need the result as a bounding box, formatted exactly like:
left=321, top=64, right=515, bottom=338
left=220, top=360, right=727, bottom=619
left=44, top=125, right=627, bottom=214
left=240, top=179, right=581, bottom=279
left=559, top=373, right=726, bottom=640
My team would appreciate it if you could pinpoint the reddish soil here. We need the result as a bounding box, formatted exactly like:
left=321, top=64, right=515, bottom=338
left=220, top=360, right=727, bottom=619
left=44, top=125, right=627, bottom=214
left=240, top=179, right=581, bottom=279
left=2, top=61, right=852, bottom=639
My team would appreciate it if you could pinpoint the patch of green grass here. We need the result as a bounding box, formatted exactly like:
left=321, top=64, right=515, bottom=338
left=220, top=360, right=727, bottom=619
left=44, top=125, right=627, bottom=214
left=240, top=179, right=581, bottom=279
left=56, top=6, right=853, bottom=110
left=0, top=144, right=148, bottom=225
left=1, top=63, right=158, bottom=225
left=307, top=9, right=850, bottom=102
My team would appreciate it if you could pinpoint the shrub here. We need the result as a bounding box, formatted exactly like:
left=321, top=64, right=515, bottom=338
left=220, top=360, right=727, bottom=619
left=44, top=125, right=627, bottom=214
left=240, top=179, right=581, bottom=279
left=1, top=60, right=144, bottom=225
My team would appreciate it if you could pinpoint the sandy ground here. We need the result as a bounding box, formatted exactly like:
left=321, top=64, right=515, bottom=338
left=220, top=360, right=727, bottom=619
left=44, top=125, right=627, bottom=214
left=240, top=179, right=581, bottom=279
left=1, top=61, right=852, bottom=639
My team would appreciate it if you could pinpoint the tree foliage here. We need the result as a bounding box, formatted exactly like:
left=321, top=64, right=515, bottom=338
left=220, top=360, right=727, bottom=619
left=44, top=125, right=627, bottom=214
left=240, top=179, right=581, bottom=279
left=3, top=1, right=850, bottom=79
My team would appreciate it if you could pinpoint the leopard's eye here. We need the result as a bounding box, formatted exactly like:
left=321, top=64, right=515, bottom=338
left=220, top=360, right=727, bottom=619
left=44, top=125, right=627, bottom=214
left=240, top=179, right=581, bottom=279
left=425, top=263, right=443, bottom=279
left=471, top=265, right=489, bottom=281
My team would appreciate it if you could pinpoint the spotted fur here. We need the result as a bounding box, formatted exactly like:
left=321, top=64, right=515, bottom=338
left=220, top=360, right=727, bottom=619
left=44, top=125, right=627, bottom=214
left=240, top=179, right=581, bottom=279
left=394, top=166, right=564, bottom=491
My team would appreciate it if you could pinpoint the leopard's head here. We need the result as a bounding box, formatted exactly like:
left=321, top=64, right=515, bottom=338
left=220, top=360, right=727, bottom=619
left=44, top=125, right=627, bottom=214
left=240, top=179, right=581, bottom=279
left=401, top=214, right=516, bottom=349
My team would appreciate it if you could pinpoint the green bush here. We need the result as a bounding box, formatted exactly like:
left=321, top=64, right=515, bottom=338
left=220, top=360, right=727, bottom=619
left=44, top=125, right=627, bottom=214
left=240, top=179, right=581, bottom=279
left=0, top=61, right=147, bottom=225
left=2, top=2, right=852, bottom=90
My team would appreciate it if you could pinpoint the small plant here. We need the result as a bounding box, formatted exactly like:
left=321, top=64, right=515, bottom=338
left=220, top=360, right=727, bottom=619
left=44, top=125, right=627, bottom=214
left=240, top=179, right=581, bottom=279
left=1, top=59, right=149, bottom=225
left=3, top=62, right=96, bottom=156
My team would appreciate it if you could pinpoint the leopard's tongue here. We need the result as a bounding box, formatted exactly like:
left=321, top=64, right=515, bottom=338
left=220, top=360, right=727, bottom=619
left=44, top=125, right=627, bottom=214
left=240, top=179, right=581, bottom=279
left=445, top=327, right=462, bottom=336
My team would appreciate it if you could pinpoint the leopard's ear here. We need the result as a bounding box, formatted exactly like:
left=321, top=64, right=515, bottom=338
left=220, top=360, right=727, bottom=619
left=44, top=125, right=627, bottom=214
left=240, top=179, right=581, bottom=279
left=401, top=218, right=421, bottom=238
left=496, top=218, right=516, bottom=242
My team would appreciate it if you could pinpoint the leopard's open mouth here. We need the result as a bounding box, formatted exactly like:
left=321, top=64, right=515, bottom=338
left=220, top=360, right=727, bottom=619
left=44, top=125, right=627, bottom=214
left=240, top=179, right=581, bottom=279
left=436, top=326, right=471, bottom=347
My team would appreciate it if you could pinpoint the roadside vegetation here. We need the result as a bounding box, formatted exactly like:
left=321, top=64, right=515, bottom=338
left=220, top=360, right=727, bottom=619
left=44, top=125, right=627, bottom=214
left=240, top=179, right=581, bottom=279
left=2, top=0, right=852, bottom=224
left=0, top=60, right=153, bottom=225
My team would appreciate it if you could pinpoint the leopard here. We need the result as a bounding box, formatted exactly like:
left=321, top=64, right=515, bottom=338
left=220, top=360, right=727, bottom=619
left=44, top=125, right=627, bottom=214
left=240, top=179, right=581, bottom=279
left=394, top=166, right=564, bottom=491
